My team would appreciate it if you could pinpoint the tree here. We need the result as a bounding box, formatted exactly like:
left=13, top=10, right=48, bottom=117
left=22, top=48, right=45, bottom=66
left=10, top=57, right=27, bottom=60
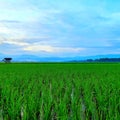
left=2, top=58, right=12, bottom=63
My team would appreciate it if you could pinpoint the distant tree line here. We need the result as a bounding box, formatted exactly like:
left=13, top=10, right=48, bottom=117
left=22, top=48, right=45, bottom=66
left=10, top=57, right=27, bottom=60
left=86, top=58, right=120, bottom=62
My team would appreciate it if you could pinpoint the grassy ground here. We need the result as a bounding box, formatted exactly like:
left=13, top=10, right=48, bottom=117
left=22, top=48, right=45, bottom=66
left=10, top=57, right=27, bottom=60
left=0, top=63, right=120, bottom=120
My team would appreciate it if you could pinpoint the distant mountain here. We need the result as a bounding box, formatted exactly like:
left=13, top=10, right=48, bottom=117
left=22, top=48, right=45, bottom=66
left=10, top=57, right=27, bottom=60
left=0, top=53, right=120, bottom=62
left=13, top=55, right=75, bottom=62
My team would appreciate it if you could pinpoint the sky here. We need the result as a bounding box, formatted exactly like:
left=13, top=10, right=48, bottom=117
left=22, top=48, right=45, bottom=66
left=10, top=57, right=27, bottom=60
left=0, top=0, right=120, bottom=57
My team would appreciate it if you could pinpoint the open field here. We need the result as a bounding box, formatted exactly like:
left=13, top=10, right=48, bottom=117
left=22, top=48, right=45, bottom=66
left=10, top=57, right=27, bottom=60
left=0, top=63, right=120, bottom=120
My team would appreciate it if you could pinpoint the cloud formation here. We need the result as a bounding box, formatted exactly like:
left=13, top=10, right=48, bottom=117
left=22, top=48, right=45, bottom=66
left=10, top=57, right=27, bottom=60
left=0, top=0, right=120, bottom=56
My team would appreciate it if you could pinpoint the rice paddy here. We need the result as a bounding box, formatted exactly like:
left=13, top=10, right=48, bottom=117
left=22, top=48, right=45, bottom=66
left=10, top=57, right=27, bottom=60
left=0, top=63, right=120, bottom=120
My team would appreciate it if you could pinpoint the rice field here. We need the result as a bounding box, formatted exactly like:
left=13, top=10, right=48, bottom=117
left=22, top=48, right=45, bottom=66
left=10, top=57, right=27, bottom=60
left=0, top=63, right=120, bottom=120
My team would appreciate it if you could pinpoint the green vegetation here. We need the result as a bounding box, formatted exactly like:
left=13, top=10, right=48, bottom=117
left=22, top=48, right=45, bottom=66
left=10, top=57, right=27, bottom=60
left=0, top=63, right=120, bottom=120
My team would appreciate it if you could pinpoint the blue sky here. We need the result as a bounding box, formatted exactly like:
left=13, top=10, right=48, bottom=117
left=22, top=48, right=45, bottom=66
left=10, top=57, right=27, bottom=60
left=0, top=0, right=120, bottom=57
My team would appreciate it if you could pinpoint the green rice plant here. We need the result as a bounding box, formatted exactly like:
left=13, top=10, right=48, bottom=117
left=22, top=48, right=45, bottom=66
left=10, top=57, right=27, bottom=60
left=0, top=63, right=120, bottom=119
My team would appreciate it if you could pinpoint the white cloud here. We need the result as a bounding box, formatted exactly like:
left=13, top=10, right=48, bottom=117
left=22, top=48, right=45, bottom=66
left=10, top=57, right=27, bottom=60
left=0, top=37, right=85, bottom=54
left=23, top=44, right=85, bottom=53
left=0, top=0, right=120, bottom=56
left=3, top=41, right=29, bottom=46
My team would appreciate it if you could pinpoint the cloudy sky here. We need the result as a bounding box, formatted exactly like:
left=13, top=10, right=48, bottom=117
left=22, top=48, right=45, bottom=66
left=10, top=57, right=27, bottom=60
left=0, top=0, right=120, bottom=57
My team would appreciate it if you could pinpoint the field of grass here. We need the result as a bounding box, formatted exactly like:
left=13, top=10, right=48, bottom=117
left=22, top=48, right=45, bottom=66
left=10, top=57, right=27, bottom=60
left=0, top=63, right=120, bottom=120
